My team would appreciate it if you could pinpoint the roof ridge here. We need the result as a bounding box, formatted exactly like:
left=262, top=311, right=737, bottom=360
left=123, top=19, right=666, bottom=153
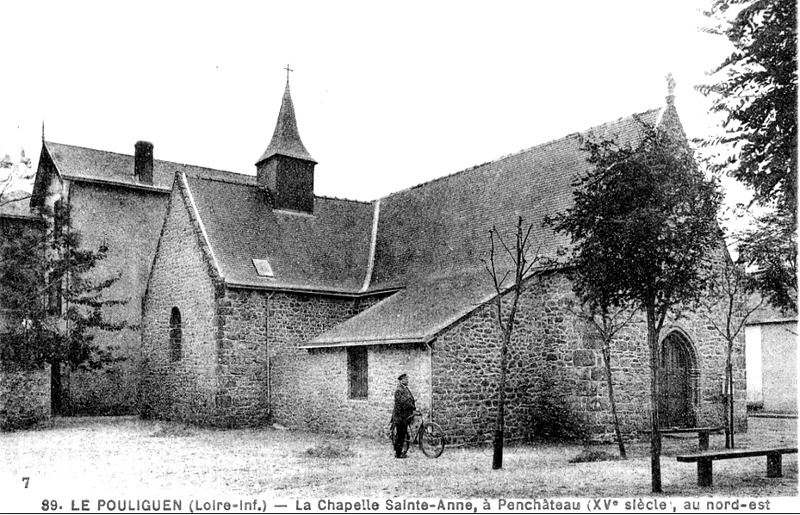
left=182, top=175, right=370, bottom=204
left=379, top=107, right=662, bottom=200
left=316, top=194, right=371, bottom=205
left=45, top=140, right=247, bottom=177
left=182, top=174, right=256, bottom=187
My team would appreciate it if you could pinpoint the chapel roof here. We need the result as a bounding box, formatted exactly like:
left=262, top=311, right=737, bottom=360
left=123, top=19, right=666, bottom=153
left=304, top=106, right=666, bottom=347
left=31, top=95, right=677, bottom=348
left=42, top=141, right=254, bottom=191
left=183, top=175, right=373, bottom=292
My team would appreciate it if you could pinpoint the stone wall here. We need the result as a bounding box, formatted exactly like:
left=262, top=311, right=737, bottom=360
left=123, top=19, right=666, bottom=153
left=139, top=181, right=399, bottom=429
left=143, top=259, right=743, bottom=442
left=300, top=343, right=431, bottom=438
left=1, top=363, right=51, bottom=431
left=431, top=272, right=745, bottom=445
left=140, top=186, right=744, bottom=442
left=65, top=182, right=169, bottom=415
left=216, top=288, right=401, bottom=433
left=140, top=183, right=223, bottom=424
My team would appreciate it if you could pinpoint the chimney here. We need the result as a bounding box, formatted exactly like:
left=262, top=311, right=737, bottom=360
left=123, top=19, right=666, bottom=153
left=134, top=141, right=154, bottom=184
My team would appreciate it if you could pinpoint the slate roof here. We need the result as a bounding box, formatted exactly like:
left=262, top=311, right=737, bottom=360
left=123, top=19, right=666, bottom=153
left=305, top=107, right=664, bottom=347
left=303, top=269, right=498, bottom=346
left=44, top=141, right=254, bottom=191
left=256, top=81, right=317, bottom=164
left=32, top=101, right=674, bottom=348
left=184, top=176, right=373, bottom=292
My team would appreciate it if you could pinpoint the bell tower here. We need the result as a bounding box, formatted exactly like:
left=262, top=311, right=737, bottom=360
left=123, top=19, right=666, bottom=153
left=256, top=66, right=317, bottom=213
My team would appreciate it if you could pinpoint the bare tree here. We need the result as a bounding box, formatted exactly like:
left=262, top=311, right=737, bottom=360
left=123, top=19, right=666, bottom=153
left=483, top=215, right=545, bottom=470
left=698, top=256, right=763, bottom=448
left=0, top=149, right=33, bottom=208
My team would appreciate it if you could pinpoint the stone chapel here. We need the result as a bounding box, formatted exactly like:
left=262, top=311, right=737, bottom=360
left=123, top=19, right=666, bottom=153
left=28, top=78, right=743, bottom=443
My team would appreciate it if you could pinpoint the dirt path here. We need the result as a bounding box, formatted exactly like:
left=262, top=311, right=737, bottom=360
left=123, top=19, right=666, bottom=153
left=1, top=415, right=796, bottom=506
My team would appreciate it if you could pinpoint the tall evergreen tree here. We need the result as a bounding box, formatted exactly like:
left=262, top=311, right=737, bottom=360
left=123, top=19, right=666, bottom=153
left=1, top=202, right=125, bottom=372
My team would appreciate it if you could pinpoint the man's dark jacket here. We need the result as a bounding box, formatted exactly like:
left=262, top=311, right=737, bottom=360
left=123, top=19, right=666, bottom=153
left=392, top=383, right=416, bottom=424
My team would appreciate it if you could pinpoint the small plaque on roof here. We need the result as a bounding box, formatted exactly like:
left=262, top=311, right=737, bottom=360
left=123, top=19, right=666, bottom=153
left=252, top=258, right=274, bottom=278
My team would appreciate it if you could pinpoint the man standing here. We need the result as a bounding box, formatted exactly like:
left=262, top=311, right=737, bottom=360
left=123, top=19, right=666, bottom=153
left=392, top=373, right=416, bottom=458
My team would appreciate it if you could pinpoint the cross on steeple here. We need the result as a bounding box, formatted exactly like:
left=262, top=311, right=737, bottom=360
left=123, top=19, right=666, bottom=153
left=284, top=64, right=293, bottom=83
left=665, top=72, right=676, bottom=105
left=666, top=72, right=676, bottom=96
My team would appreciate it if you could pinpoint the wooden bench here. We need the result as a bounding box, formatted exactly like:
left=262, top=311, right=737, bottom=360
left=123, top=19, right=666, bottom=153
left=660, top=426, right=724, bottom=450
left=677, top=447, right=798, bottom=487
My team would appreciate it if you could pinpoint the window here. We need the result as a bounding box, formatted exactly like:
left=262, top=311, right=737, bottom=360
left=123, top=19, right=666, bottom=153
left=347, top=346, right=368, bottom=399
left=252, top=258, right=274, bottom=278
left=169, top=307, right=182, bottom=361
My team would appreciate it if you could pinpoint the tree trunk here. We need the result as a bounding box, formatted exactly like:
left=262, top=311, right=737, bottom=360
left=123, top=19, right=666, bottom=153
left=492, top=330, right=510, bottom=470
left=646, top=304, right=662, bottom=493
left=727, top=361, right=735, bottom=448
left=723, top=335, right=735, bottom=449
left=602, top=341, right=626, bottom=459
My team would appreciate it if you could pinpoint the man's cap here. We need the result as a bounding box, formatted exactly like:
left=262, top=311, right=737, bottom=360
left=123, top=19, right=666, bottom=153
left=398, top=373, right=408, bottom=380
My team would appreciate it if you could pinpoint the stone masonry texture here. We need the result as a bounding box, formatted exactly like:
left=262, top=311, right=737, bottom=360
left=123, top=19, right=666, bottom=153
left=213, top=288, right=401, bottom=432
left=141, top=182, right=399, bottom=429
left=140, top=183, right=223, bottom=424
left=141, top=189, right=744, bottom=443
left=143, top=258, right=745, bottom=443
left=430, top=272, right=746, bottom=445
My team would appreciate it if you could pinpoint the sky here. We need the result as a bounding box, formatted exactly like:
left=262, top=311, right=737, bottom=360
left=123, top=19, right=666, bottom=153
left=1, top=1, right=745, bottom=209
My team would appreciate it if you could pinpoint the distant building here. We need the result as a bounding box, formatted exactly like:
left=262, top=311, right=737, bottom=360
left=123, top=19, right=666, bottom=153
left=746, top=313, right=797, bottom=414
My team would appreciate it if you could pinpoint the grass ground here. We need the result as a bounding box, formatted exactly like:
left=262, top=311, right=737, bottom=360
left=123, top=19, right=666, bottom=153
left=1, top=415, right=796, bottom=508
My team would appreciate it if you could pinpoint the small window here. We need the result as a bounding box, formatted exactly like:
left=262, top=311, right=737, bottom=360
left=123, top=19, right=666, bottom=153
left=252, top=258, right=274, bottom=277
left=347, top=346, right=368, bottom=399
left=169, top=307, right=182, bottom=361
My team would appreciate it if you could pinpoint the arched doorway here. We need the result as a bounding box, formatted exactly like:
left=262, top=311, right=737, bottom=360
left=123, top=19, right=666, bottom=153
left=658, top=331, right=698, bottom=428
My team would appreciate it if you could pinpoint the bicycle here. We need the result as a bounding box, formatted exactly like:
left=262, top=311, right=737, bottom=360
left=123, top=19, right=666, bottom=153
left=390, top=411, right=446, bottom=458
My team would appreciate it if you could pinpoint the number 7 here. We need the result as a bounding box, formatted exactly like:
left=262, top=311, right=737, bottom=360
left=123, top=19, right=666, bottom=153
left=22, top=477, right=29, bottom=488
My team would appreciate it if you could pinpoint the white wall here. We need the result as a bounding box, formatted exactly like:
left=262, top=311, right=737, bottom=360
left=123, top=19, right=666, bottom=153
left=745, top=324, right=763, bottom=405
left=761, top=321, right=797, bottom=413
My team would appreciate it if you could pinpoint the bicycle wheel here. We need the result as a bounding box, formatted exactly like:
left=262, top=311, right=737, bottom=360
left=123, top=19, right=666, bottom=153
left=390, top=424, right=410, bottom=455
left=419, top=421, right=445, bottom=458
